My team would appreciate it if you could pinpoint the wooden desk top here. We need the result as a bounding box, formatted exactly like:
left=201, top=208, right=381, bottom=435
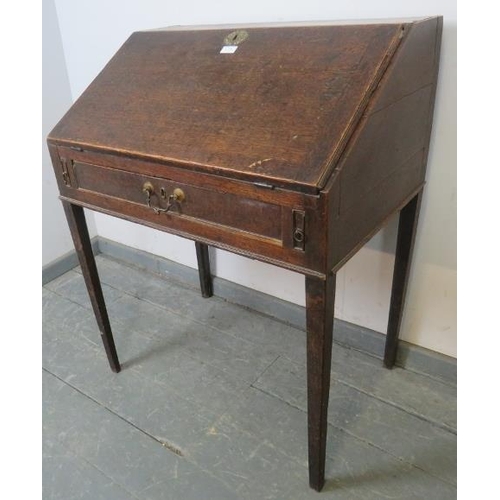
left=49, top=22, right=410, bottom=194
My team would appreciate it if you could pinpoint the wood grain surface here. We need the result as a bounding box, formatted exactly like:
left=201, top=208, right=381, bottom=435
left=49, top=24, right=403, bottom=193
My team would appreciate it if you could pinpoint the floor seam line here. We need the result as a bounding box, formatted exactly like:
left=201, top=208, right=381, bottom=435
left=337, top=380, right=457, bottom=435
left=43, top=367, right=190, bottom=457
left=44, top=367, right=251, bottom=495
left=331, top=424, right=457, bottom=487
left=266, top=351, right=456, bottom=435
left=248, top=354, right=281, bottom=387
left=250, top=385, right=307, bottom=414
left=44, top=371, right=242, bottom=496
left=250, top=385, right=456, bottom=488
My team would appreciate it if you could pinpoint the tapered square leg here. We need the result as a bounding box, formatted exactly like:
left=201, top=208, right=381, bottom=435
left=306, top=273, right=336, bottom=492
left=384, top=191, right=423, bottom=368
left=62, top=201, right=121, bottom=373
left=195, top=242, right=213, bottom=298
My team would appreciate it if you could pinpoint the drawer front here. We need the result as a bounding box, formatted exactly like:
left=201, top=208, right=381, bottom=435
left=72, top=161, right=282, bottom=242
left=50, top=145, right=329, bottom=276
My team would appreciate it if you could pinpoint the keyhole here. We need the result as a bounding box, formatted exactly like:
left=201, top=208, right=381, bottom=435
left=294, top=229, right=304, bottom=243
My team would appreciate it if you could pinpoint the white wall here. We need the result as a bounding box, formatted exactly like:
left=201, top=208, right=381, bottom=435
left=42, top=0, right=96, bottom=266
left=52, top=0, right=457, bottom=357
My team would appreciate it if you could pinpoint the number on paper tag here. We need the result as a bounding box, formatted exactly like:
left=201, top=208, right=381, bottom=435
left=220, top=45, right=238, bottom=54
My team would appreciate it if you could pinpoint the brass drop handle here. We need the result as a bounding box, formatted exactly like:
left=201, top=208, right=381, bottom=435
left=170, top=188, right=185, bottom=203
left=142, top=182, right=185, bottom=214
left=142, top=182, right=154, bottom=208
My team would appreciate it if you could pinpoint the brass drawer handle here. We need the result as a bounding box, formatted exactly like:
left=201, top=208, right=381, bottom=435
left=142, top=182, right=185, bottom=214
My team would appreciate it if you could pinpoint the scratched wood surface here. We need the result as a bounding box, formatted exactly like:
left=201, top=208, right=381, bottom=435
left=48, top=24, right=403, bottom=193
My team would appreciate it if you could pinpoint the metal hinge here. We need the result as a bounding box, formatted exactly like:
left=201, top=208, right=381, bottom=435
left=253, top=181, right=275, bottom=190
left=60, top=157, right=72, bottom=186
left=292, top=209, right=305, bottom=251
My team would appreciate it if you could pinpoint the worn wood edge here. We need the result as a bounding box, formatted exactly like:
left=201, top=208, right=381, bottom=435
left=42, top=238, right=100, bottom=285
left=48, top=137, right=320, bottom=195
left=315, top=23, right=407, bottom=190
left=420, top=16, right=444, bottom=178
left=58, top=196, right=326, bottom=279
left=146, top=17, right=433, bottom=32
left=57, top=145, right=316, bottom=208
left=319, top=17, right=441, bottom=192
left=56, top=235, right=455, bottom=385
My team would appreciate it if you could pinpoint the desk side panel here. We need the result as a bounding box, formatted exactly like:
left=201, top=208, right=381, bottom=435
left=328, top=17, right=442, bottom=270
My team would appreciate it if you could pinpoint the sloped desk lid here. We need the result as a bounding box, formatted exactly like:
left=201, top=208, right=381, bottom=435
left=49, top=21, right=413, bottom=194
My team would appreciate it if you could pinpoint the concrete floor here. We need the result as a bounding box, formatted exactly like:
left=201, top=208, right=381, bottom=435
left=43, top=255, right=457, bottom=499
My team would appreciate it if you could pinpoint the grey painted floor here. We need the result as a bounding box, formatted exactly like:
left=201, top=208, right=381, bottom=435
left=43, top=255, right=457, bottom=500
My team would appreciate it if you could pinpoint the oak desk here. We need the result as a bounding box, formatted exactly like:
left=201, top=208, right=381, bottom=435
left=48, top=18, right=442, bottom=492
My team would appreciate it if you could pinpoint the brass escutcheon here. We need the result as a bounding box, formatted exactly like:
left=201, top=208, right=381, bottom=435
left=223, top=30, right=249, bottom=46
left=293, top=228, right=304, bottom=243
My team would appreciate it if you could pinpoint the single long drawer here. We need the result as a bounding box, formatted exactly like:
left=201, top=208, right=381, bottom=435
left=72, top=160, right=283, bottom=241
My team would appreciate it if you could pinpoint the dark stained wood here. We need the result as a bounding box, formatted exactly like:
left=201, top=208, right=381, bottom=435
left=306, top=274, right=336, bottom=491
left=58, top=190, right=328, bottom=278
left=327, top=17, right=442, bottom=273
left=337, top=86, right=432, bottom=214
left=72, top=160, right=283, bottom=240
left=195, top=242, right=213, bottom=298
left=330, top=151, right=425, bottom=270
left=62, top=201, right=121, bottom=373
left=47, top=18, right=443, bottom=492
left=371, top=17, right=441, bottom=113
left=384, top=191, right=422, bottom=368
left=56, top=145, right=315, bottom=208
left=48, top=24, right=404, bottom=194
